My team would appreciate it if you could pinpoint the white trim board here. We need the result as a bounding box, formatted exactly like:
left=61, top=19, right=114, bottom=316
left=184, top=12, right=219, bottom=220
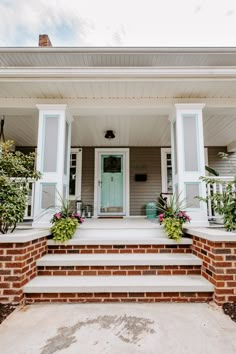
left=94, top=148, right=130, bottom=218
left=69, top=148, right=82, bottom=200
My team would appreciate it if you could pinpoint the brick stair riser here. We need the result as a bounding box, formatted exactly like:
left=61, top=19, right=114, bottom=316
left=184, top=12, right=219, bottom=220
left=25, top=291, right=213, bottom=304
left=47, top=244, right=192, bottom=254
left=37, top=265, right=201, bottom=276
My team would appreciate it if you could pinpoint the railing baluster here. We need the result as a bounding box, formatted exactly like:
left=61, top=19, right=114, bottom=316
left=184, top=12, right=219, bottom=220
left=207, top=184, right=212, bottom=218
left=206, top=176, right=234, bottom=221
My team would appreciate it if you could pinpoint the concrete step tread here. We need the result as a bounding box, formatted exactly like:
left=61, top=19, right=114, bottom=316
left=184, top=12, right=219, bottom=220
left=24, top=275, right=214, bottom=293
left=37, top=253, right=202, bottom=266
left=79, top=219, right=162, bottom=229
left=48, top=236, right=192, bottom=246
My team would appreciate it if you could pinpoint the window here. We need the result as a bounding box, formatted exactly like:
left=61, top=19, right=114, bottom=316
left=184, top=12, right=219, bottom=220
left=161, top=148, right=173, bottom=194
left=69, top=149, right=82, bottom=199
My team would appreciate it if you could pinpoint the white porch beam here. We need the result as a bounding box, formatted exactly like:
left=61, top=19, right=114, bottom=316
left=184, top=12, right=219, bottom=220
left=2, top=97, right=236, bottom=110
left=33, top=104, right=72, bottom=228
left=227, top=140, right=236, bottom=152
left=170, top=103, right=208, bottom=227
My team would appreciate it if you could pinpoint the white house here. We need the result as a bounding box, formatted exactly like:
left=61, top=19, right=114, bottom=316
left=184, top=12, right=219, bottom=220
left=1, top=35, right=236, bottom=227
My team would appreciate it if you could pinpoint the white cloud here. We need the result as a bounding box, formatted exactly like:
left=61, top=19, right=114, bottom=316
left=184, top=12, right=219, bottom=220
left=0, top=0, right=236, bottom=46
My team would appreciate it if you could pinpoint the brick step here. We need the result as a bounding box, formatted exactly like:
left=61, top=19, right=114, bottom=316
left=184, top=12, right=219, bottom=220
left=37, top=253, right=201, bottom=276
left=23, top=275, right=214, bottom=303
left=47, top=237, right=192, bottom=254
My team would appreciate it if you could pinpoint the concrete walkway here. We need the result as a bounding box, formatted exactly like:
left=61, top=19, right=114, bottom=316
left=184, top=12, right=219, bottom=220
left=0, top=303, right=235, bottom=354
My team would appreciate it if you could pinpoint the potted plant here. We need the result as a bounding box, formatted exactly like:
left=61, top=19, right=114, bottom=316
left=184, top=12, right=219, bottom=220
left=50, top=199, right=84, bottom=242
left=158, top=194, right=190, bottom=241
left=0, top=140, right=41, bottom=234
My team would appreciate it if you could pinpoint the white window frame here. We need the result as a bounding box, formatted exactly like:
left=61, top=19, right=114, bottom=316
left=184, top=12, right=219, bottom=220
left=161, top=148, right=172, bottom=194
left=69, top=148, right=82, bottom=200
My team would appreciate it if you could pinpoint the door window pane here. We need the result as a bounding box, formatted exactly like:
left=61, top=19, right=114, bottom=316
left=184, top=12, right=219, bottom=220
left=103, top=156, right=121, bottom=173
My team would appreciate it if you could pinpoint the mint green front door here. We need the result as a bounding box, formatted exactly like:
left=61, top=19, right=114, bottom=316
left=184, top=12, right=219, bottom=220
left=99, top=154, right=124, bottom=214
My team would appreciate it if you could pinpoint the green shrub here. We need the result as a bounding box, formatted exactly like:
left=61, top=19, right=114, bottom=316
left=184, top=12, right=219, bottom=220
left=0, top=141, right=41, bottom=234
left=201, top=176, right=236, bottom=231
left=51, top=217, right=78, bottom=242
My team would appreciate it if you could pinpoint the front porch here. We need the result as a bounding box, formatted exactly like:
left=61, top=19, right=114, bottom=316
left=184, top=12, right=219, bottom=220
left=7, top=108, right=236, bottom=224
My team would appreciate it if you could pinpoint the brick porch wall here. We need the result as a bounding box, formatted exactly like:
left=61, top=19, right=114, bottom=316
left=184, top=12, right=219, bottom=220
left=0, top=237, right=47, bottom=304
left=190, top=235, right=236, bottom=305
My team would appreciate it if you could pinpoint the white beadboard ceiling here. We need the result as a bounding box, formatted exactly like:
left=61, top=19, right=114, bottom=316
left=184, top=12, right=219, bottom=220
left=3, top=109, right=236, bottom=147
left=1, top=48, right=236, bottom=67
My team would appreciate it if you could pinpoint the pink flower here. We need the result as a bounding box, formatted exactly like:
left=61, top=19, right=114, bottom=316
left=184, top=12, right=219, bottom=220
left=159, top=214, right=164, bottom=222
left=55, top=213, right=61, bottom=219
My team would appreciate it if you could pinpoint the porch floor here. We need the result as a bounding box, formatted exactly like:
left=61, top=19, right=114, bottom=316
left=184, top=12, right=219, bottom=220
left=80, top=217, right=160, bottom=229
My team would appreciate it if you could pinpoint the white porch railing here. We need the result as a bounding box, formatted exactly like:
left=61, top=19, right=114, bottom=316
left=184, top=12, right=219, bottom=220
left=206, top=176, right=234, bottom=220
left=10, top=178, right=35, bottom=220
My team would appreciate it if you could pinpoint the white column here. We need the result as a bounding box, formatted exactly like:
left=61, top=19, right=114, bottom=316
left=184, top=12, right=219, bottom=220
left=33, top=104, right=72, bottom=228
left=170, top=103, right=208, bottom=226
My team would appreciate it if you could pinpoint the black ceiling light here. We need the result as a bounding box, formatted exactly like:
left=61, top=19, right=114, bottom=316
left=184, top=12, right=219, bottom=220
left=105, top=130, right=115, bottom=139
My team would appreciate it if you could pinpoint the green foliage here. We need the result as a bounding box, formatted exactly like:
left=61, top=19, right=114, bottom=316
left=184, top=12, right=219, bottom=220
left=0, top=176, right=27, bottom=233
left=157, top=193, right=189, bottom=217
left=205, top=165, right=219, bottom=176
left=0, top=140, right=41, bottom=234
left=162, top=217, right=184, bottom=241
left=157, top=194, right=190, bottom=241
left=0, top=141, right=40, bottom=179
left=200, top=152, right=236, bottom=232
left=201, top=176, right=236, bottom=231
left=51, top=217, right=78, bottom=242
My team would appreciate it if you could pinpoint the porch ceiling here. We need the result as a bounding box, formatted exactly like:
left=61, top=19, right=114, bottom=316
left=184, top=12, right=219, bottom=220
left=2, top=108, right=236, bottom=148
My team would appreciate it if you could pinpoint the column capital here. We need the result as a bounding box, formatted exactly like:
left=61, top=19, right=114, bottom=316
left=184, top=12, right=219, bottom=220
left=174, top=103, right=205, bottom=111
left=36, top=104, right=67, bottom=111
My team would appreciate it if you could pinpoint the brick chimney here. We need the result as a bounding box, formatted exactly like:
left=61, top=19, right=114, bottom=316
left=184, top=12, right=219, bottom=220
left=38, top=34, right=52, bottom=47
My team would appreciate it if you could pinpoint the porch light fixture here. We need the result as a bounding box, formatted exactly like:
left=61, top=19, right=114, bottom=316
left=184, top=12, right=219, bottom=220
left=0, top=115, right=5, bottom=143
left=105, top=130, right=115, bottom=139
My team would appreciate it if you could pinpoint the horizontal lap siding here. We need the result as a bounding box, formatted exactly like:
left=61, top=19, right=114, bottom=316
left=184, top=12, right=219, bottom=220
left=81, top=148, right=94, bottom=207
left=207, top=147, right=236, bottom=176
left=130, top=148, right=161, bottom=216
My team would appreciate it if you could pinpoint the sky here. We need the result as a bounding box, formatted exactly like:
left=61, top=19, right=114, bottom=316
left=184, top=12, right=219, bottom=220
left=1, top=0, right=236, bottom=47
